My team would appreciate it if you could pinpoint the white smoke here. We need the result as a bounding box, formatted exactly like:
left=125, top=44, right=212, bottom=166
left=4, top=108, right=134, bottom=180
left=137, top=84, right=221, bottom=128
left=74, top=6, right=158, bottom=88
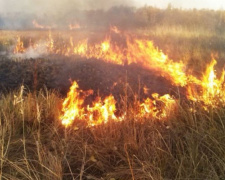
left=0, top=0, right=135, bottom=14
left=11, top=42, right=49, bottom=59
left=0, top=0, right=136, bottom=29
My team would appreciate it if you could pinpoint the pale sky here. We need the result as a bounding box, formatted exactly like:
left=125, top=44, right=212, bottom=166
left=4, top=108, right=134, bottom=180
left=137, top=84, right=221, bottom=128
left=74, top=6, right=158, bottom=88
left=0, top=0, right=224, bottom=14
left=136, top=0, right=225, bottom=10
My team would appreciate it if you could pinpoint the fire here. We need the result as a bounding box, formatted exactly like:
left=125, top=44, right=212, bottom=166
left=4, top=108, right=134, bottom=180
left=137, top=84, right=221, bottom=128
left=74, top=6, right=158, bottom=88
left=139, top=93, right=176, bottom=119
left=60, top=81, right=118, bottom=127
left=87, top=95, right=117, bottom=126
left=46, top=31, right=54, bottom=53
left=68, top=37, right=124, bottom=64
left=12, top=32, right=191, bottom=85
left=14, top=36, right=25, bottom=54
left=32, top=20, right=51, bottom=29
left=110, top=26, right=121, bottom=34
left=101, top=40, right=110, bottom=52
left=12, top=30, right=225, bottom=113
left=60, top=81, right=176, bottom=128
left=73, top=39, right=88, bottom=56
left=60, top=82, right=85, bottom=127
left=69, top=23, right=81, bottom=30
left=187, top=59, right=225, bottom=108
left=126, top=38, right=188, bottom=86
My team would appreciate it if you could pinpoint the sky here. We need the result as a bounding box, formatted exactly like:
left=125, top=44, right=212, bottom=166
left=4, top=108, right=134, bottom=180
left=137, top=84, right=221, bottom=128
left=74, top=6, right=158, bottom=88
left=0, top=0, right=224, bottom=14
left=136, top=0, right=225, bottom=10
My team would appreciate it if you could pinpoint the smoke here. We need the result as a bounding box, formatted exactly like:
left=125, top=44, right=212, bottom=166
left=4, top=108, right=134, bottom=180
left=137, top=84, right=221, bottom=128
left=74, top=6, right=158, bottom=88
left=0, top=0, right=135, bottom=14
left=0, top=0, right=136, bottom=29
left=11, top=44, right=49, bottom=59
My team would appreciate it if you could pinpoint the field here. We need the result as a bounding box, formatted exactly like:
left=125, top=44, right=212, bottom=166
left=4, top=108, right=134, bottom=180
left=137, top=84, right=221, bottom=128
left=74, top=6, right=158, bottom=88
left=1, top=8, right=225, bottom=180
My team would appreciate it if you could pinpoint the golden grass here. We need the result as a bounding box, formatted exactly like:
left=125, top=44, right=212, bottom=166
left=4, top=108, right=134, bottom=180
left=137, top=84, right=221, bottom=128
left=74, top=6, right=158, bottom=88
left=137, top=25, right=217, bottom=38
left=0, top=24, right=225, bottom=179
left=0, top=86, right=225, bottom=179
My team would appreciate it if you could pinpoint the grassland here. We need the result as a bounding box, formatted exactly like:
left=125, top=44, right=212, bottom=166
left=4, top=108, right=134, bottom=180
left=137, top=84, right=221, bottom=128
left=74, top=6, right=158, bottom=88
left=1, top=82, right=225, bottom=179
left=1, top=9, right=225, bottom=179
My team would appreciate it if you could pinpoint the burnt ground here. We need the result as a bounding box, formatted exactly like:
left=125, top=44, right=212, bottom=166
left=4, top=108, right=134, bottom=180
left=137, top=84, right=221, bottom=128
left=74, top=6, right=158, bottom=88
left=0, top=55, right=184, bottom=101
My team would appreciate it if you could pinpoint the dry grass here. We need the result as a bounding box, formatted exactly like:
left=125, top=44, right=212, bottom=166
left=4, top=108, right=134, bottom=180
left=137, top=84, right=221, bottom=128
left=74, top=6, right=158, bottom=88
left=135, top=25, right=225, bottom=72
left=0, top=21, right=225, bottom=179
left=0, top=86, right=225, bottom=179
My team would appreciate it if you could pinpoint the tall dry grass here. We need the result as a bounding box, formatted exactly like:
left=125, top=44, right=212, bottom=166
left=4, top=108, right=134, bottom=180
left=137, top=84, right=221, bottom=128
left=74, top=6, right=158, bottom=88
left=0, top=86, right=225, bottom=179
left=0, top=21, right=225, bottom=179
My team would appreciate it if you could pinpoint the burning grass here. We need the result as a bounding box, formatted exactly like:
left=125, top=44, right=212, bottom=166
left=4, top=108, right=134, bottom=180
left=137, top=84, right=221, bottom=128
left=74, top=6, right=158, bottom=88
left=1, top=26, right=225, bottom=179
left=0, top=86, right=225, bottom=179
left=59, top=81, right=176, bottom=128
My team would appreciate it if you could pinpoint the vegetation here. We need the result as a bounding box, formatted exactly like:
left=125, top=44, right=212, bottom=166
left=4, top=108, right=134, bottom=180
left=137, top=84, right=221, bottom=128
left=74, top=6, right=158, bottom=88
left=1, top=6, right=225, bottom=180
left=0, top=85, right=225, bottom=179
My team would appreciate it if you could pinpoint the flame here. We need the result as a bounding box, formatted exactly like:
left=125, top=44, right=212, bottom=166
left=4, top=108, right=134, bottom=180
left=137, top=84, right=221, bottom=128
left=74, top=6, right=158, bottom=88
left=60, top=82, right=85, bottom=127
left=32, top=20, right=52, bottom=29
left=87, top=95, right=117, bottom=126
left=13, top=31, right=225, bottom=111
left=110, top=26, right=121, bottom=34
left=60, top=81, right=118, bottom=127
left=14, top=36, right=25, bottom=54
left=126, top=38, right=188, bottom=86
left=187, top=59, right=225, bottom=108
left=69, top=23, right=81, bottom=30
left=46, top=31, right=54, bottom=53
left=60, top=81, right=176, bottom=128
left=73, top=39, right=88, bottom=56
left=139, top=93, right=176, bottom=118
left=101, top=40, right=110, bottom=52
left=143, top=86, right=149, bottom=95
left=13, top=32, right=190, bottom=85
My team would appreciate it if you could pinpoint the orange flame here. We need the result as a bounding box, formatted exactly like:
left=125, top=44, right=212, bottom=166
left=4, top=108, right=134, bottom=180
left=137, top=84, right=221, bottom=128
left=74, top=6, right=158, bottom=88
left=46, top=31, right=54, bottom=53
left=60, top=81, right=118, bottom=127
left=60, top=82, right=85, bottom=127
left=139, top=93, right=176, bottom=119
left=13, top=31, right=225, bottom=111
left=32, top=20, right=52, bottom=29
left=13, top=36, right=25, bottom=54
left=13, top=33, right=190, bottom=85
left=110, top=26, right=121, bottom=34
left=187, top=59, right=225, bottom=108
left=60, top=81, right=176, bottom=128
left=73, top=39, right=88, bottom=56
left=87, top=95, right=117, bottom=126
left=126, top=38, right=188, bottom=86
left=69, top=23, right=81, bottom=30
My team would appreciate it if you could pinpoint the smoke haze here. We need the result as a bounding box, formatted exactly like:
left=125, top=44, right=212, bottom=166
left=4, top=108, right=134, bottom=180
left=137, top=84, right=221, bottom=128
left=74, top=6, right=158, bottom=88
left=0, top=0, right=134, bottom=14
left=0, top=0, right=224, bottom=30
left=0, top=0, right=224, bottom=15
